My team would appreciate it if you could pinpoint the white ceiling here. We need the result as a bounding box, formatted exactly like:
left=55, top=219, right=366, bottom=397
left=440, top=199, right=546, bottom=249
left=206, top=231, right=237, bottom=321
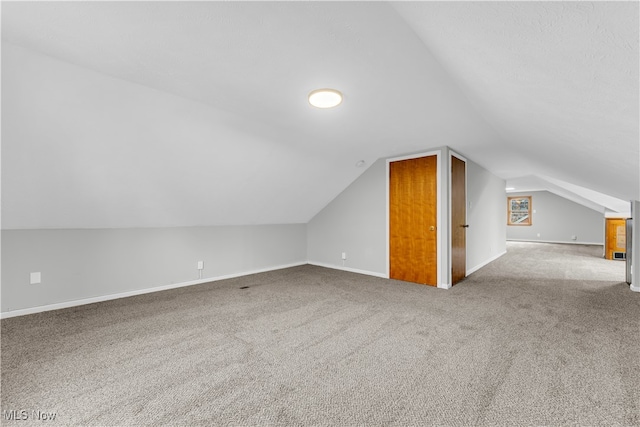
left=393, top=1, right=639, bottom=210
left=1, top=1, right=638, bottom=228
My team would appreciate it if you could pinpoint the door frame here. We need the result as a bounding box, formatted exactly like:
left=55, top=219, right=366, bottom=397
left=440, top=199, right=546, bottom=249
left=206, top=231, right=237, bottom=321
left=605, top=217, right=628, bottom=260
left=386, top=150, right=443, bottom=287
left=449, top=151, right=468, bottom=284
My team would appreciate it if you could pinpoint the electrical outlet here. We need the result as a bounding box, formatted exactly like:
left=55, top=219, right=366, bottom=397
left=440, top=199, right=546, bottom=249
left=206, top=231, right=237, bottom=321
left=30, top=272, right=41, bottom=285
left=197, top=261, right=204, bottom=270
left=571, top=235, right=577, bottom=241
left=341, top=252, right=347, bottom=260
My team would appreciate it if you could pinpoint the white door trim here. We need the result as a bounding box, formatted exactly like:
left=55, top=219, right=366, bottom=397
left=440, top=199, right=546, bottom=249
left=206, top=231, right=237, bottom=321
left=386, top=150, right=442, bottom=287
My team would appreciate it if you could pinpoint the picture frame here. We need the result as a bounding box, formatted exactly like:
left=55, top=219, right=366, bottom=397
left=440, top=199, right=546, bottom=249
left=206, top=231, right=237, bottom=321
left=507, top=196, right=532, bottom=226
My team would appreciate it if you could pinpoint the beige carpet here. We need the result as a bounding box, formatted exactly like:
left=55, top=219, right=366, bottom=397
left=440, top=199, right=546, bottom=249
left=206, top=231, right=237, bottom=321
left=1, top=242, right=638, bottom=426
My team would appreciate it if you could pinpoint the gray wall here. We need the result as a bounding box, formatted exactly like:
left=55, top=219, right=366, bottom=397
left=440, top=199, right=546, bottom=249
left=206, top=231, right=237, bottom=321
left=1, top=224, right=306, bottom=314
left=307, top=159, right=387, bottom=275
left=307, top=152, right=507, bottom=278
left=2, top=152, right=509, bottom=315
left=2, top=151, right=510, bottom=316
left=506, top=191, right=604, bottom=244
left=466, top=159, right=507, bottom=273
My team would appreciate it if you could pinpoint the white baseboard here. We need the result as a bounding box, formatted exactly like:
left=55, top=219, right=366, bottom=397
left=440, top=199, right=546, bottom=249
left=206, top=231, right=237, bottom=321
left=437, top=283, right=452, bottom=290
left=631, top=284, right=640, bottom=293
left=0, top=262, right=307, bottom=319
left=507, top=239, right=603, bottom=246
left=466, top=250, right=507, bottom=276
left=307, top=261, right=388, bottom=279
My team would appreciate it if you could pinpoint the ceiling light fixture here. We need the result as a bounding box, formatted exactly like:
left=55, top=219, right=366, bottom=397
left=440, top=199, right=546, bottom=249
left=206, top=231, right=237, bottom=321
left=308, top=88, right=343, bottom=109
left=505, top=187, right=515, bottom=191
left=355, top=160, right=366, bottom=168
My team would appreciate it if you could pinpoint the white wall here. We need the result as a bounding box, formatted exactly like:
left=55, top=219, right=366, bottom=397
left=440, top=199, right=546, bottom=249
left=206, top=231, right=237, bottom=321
left=2, top=153, right=508, bottom=317
left=506, top=191, right=604, bottom=244
left=1, top=151, right=509, bottom=317
left=466, top=159, right=507, bottom=274
left=1, top=225, right=306, bottom=316
left=307, top=159, right=387, bottom=276
left=631, top=200, right=640, bottom=292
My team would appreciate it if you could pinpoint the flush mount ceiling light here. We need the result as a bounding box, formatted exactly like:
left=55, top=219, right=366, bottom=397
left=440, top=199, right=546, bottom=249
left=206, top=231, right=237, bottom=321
left=308, top=88, right=343, bottom=109
left=355, top=160, right=366, bottom=168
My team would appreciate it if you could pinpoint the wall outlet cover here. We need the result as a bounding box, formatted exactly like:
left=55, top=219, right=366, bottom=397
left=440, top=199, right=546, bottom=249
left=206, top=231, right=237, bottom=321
left=30, top=272, right=41, bottom=285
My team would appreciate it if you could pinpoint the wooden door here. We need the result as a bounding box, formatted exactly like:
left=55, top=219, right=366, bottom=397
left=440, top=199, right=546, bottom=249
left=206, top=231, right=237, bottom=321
left=389, top=156, right=437, bottom=286
left=451, top=156, right=467, bottom=285
left=605, top=218, right=627, bottom=260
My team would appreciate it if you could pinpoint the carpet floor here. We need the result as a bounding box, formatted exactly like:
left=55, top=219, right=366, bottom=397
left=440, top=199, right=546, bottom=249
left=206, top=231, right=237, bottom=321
left=1, top=242, right=638, bottom=426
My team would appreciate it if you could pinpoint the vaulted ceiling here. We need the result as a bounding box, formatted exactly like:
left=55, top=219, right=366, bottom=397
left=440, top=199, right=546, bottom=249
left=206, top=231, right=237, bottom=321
left=2, top=1, right=638, bottom=229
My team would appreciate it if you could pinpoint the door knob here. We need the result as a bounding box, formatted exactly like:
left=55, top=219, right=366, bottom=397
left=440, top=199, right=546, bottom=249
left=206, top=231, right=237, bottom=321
left=461, top=224, right=469, bottom=228
left=429, top=226, right=435, bottom=231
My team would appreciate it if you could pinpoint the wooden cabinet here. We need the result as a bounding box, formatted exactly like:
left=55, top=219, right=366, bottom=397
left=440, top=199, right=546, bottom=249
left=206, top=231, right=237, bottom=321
left=605, top=218, right=627, bottom=260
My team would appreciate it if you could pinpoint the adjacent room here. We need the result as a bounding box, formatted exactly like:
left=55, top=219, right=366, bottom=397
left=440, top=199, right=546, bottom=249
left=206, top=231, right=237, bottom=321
left=1, top=2, right=639, bottom=426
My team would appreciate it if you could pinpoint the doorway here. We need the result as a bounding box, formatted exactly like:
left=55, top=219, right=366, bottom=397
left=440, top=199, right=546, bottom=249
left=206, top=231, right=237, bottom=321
left=389, top=155, right=438, bottom=285
left=451, top=155, right=467, bottom=285
left=605, top=218, right=627, bottom=260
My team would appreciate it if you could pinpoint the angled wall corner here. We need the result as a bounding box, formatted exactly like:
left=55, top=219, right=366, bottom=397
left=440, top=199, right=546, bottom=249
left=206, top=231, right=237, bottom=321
left=307, top=159, right=387, bottom=277
left=465, top=157, right=507, bottom=275
left=307, top=147, right=507, bottom=286
left=631, top=200, right=640, bottom=292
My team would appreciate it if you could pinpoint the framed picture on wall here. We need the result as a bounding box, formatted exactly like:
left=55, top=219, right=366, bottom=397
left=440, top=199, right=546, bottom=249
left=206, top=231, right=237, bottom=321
left=507, top=196, right=532, bottom=226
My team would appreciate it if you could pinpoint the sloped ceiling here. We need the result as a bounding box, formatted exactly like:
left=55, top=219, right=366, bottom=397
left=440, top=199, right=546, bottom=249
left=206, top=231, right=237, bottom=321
left=392, top=1, right=639, bottom=210
left=1, top=1, right=638, bottom=229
